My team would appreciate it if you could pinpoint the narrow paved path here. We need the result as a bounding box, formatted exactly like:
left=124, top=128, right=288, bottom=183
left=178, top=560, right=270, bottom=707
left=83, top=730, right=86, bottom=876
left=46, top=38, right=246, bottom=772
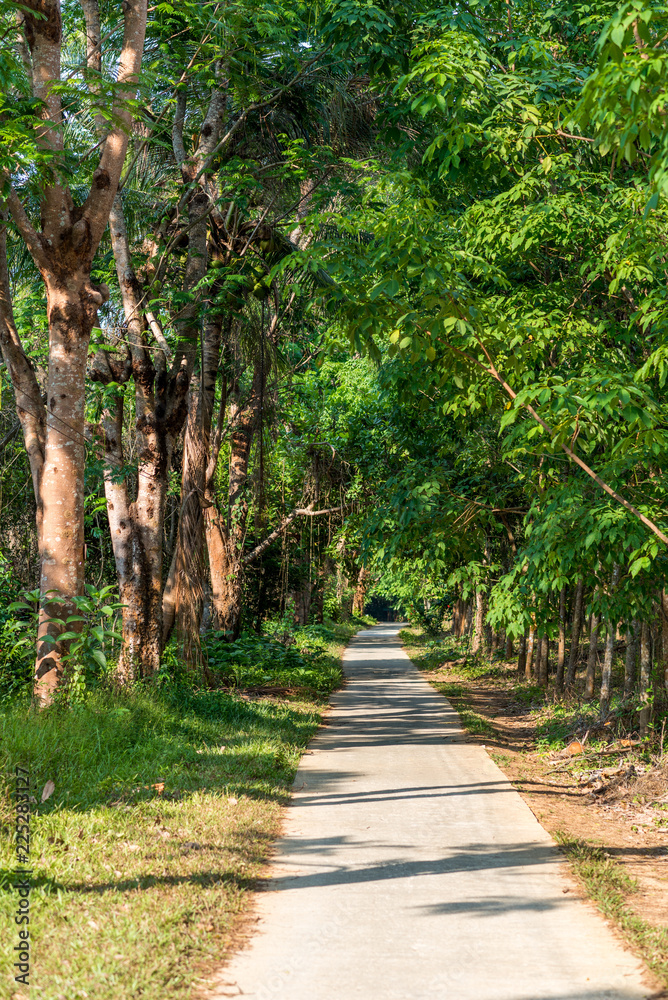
left=215, top=625, right=649, bottom=1000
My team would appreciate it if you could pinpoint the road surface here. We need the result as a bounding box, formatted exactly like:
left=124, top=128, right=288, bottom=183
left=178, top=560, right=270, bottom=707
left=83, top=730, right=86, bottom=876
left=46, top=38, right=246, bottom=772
left=213, top=624, right=649, bottom=1000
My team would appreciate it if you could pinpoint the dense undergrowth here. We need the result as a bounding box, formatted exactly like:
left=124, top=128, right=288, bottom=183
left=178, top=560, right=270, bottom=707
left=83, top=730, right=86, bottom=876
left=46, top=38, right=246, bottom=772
left=0, top=616, right=371, bottom=999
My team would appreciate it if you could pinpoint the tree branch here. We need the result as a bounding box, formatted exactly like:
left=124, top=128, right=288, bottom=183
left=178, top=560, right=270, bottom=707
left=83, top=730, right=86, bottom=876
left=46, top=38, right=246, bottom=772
left=81, top=0, right=148, bottom=252
left=447, top=340, right=668, bottom=546
left=4, top=186, right=50, bottom=273
left=243, top=504, right=344, bottom=565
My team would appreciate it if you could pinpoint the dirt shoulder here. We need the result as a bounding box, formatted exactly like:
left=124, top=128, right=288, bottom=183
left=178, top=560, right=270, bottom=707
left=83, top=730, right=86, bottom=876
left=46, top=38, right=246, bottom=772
left=401, top=628, right=668, bottom=991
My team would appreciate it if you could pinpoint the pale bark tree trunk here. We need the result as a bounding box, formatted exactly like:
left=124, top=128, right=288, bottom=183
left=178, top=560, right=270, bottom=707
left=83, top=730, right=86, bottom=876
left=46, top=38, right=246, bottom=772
left=472, top=589, right=485, bottom=654
left=4, top=0, right=148, bottom=702
left=639, top=621, right=652, bottom=736
left=624, top=621, right=638, bottom=699
left=537, top=632, right=549, bottom=687
left=585, top=612, right=600, bottom=700
left=599, top=564, right=620, bottom=715
left=566, top=578, right=584, bottom=689
left=525, top=623, right=536, bottom=679
left=555, top=584, right=567, bottom=693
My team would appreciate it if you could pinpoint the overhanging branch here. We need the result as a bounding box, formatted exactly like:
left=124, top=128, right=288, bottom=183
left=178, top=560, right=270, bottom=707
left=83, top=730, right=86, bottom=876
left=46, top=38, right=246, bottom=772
left=243, top=504, right=344, bottom=565
left=447, top=339, right=668, bottom=547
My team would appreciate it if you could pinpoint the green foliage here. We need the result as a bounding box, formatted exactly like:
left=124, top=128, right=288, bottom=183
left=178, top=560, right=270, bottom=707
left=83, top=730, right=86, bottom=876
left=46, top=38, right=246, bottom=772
left=205, top=619, right=357, bottom=696
left=6, top=586, right=123, bottom=705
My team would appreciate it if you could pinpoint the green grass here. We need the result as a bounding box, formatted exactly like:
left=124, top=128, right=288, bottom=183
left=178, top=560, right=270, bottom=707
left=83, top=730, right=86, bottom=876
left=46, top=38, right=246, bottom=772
left=555, top=833, right=668, bottom=985
left=0, top=621, right=359, bottom=1000
left=432, top=683, right=497, bottom=738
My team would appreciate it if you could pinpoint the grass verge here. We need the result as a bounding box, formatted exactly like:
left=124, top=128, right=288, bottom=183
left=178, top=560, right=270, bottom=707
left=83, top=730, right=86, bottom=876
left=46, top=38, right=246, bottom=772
left=555, top=833, right=668, bottom=984
left=0, top=620, right=361, bottom=1000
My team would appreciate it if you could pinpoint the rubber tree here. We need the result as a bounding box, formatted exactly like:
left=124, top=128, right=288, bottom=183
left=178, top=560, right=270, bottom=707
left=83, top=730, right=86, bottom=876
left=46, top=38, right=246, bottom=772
left=2, top=0, right=147, bottom=703
left=91, top=80, right=228, bottom=681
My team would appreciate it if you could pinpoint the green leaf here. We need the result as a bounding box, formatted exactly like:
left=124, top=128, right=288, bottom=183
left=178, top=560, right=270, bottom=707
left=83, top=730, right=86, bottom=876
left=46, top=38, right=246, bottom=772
left=91, top=649, right=107, bottom=669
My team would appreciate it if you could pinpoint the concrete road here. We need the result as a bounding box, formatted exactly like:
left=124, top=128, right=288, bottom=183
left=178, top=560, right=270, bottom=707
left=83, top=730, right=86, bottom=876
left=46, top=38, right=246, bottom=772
left=214, top=624, right=650, bottom=1000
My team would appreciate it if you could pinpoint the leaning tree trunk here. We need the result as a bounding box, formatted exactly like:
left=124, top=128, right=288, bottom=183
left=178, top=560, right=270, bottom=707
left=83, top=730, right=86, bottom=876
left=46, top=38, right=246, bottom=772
left=0, top=215, right=45, bottom=525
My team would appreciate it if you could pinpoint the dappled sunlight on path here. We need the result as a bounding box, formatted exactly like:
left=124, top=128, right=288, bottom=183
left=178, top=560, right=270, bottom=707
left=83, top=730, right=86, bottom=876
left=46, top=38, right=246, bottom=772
left=212, top=625, right=650, bottom=1000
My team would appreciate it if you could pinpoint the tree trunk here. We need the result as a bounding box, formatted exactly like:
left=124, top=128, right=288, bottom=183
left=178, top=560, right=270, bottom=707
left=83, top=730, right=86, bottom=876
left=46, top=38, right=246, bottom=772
left=585, top=612, right=600, bottom=700
left=0, top=214, right=45, bottom=522
left=599, top=564, right=620, bottom=715
left=624, top=621, right=638, bottom=700
left=204, top=508, right=242, bottom=633
left=555, top=584, right=567, bottom=694
left=566, top=578, right=584, bottom=689
left=599, top=622, right=616, bottom=716
left=457, top=600, right=469, bottom=637
left=36, top=275, right=107, bottom=702
left=525, top=624, right=536, bottom=679
left=505, top=633, right=514, bottom=659
left=472, top=589, right=485, bottom=654
left=452, top=598, right=462, bottom=636
left=5, top=0, right=148, bottom=702
left=352, top=566, right=370, bottom=617
left=168, top=312, right=224, bottom=657
left=661, top=590, right=668, bottom=695
left=203, top=360, right=265, bottom=636
left=537, top=632, right=549, bottom=687
left=101, top=194, right=185, bottom=681
left=639, top=621, right=652, bottom=736
left=517, top=632, right=526, bottom=675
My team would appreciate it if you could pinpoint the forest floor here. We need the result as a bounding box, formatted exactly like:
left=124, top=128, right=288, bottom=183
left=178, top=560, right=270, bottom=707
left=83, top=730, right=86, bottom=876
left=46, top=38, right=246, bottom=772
left=402, top=626, right=668, bottom=990
left=0, top=621, right=361, bottom=1000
